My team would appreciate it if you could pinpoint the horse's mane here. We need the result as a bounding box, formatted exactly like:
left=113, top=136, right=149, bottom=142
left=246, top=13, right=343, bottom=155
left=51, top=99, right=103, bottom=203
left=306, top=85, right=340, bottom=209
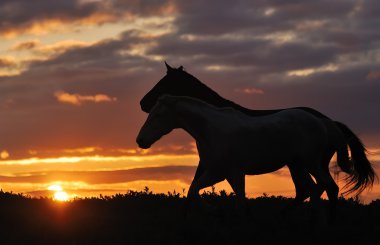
left=173, top=66, right=330, bottom=119
left=159, top=94, right=239, bottom=115
left=178, top=69, right=249, bottom=110
left=159, top=94, right=211, bottom=107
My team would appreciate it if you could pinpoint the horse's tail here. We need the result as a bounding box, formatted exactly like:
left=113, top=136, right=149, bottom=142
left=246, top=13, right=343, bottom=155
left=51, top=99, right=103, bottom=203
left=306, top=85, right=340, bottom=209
left=334, top=121, right=377, bottom=196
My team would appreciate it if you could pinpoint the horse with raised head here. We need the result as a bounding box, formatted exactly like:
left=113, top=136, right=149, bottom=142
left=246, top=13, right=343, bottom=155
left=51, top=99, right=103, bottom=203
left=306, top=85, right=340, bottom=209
left=139, top=63, right=376, bottom=218
left=137, top=95, right=374, bottom=221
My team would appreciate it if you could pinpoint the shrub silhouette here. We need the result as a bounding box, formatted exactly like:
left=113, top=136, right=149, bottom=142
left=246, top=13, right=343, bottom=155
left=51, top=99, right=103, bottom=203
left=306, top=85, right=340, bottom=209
left=0, top=189, right=378, bottom=244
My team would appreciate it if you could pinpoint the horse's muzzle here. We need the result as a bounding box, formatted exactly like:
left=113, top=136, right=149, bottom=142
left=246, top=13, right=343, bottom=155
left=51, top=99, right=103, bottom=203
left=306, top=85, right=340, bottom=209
left=140, top=101, right=151, bottom=113
left=136, top=137, right=151, bottom=149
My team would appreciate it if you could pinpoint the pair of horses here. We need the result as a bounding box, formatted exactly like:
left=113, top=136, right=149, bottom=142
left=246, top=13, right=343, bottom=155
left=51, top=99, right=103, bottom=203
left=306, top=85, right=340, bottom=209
left=136, top=63, right=376, bottom=221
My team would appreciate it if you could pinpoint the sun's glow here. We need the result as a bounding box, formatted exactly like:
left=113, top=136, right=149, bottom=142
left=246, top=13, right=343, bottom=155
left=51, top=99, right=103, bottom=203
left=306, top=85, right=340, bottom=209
left=53, top=191, right=69, bottom=201
left=48, top=184, right=63, bottom=191
left=48, top=184, right=70, bottom=201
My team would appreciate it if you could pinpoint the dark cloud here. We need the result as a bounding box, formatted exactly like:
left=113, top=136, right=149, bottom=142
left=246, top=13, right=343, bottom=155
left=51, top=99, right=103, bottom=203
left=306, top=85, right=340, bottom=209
left=29, top=30, right=155, bottom=71
left=0, top=165, right=196, bottom=184
left=149, top=34, right=338, bottom=73
left=174, top=0, right=356, bottom=35
left=0, top=0, right=172, bottom=35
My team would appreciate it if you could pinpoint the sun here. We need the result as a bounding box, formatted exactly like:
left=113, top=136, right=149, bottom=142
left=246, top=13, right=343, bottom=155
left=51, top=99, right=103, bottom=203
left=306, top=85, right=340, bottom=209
left=48, top=184, right=70, bottom=201
left=53, top=191, right=70, bottom=201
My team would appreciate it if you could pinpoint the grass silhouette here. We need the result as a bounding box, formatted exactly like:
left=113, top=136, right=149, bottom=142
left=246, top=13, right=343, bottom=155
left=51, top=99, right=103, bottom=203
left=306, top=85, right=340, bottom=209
left=0, top=188, right=379, bottom=244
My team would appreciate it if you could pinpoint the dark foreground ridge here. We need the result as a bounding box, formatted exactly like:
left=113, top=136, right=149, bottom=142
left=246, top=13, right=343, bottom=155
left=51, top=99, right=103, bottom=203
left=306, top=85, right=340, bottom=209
left=0, top=189, right=379, bottom=245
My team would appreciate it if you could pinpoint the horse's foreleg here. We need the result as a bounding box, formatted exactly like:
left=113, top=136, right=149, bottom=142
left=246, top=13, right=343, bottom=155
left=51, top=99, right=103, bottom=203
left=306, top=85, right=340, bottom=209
left=226, top=171, right=247, bottom=217
left=192, top=163, right=205, bottom=184
left=185, top=169, right=224, bottom=216
left=183, top=162, right=204, bottom=215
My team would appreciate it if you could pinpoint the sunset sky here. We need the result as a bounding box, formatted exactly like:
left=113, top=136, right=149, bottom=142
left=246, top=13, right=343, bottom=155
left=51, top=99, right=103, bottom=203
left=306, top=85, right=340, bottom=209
left=1, top=0, right=380, bottom=203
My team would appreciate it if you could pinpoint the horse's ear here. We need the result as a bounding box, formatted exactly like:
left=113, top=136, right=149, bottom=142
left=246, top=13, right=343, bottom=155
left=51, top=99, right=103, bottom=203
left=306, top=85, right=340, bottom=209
left=178, top=66, right=184, bottom=71
left=165, top=61, right=174, bottom=72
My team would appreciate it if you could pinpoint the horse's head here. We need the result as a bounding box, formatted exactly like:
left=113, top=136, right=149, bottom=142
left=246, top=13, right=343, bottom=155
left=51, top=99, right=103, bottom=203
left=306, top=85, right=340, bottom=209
left=136, top=95, right=178, bottom=149
left=140, top=62, right=204, bottom=113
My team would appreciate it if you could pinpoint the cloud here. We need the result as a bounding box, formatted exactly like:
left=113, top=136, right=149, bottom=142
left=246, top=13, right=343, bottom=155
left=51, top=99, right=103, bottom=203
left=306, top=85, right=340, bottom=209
left=54, top=90, right=117, bottom=106
left=10, top=40, right=40, bottom=51
left=0, top=57, right=16, bottom=68
left=62, top=146, right=102, bottom=154
left=36, top=40, right=93, bottom=55
left=234, top=87, right=264, bottom=95
left=0, top=57, right=20, bottom=76
left=0, top=165, right=197, bottom=184
left=0, top=0, right=173, bottom=36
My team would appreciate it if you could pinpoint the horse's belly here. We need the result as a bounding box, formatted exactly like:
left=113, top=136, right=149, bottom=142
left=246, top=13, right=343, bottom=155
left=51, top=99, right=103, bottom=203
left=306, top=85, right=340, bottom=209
left=242, top=159, right=286, bottom=175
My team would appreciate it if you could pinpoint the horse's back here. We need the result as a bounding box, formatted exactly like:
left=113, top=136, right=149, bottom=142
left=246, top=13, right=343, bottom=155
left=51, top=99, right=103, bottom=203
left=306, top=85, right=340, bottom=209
left=212, top=107, right=327, bottom=144
left=244, top=108, right=326, bottom=133
left=241, top=108, right=328, bottom=157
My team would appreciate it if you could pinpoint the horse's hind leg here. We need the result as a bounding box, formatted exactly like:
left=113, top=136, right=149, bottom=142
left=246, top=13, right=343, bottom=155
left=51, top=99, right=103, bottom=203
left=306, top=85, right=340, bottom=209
left=311, top=167, right=339, bottom=224
left=311, top=147, right=338, bottom=224
left=281, top=164, right=316, bottom=215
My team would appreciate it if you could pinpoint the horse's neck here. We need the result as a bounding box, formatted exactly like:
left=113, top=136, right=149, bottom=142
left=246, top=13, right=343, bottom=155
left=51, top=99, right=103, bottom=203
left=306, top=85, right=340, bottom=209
left=199, top=82, right=330, bottom=119
left=198, top=85, right=284, bottom=116
left=176, top=101, right=217, bottom=143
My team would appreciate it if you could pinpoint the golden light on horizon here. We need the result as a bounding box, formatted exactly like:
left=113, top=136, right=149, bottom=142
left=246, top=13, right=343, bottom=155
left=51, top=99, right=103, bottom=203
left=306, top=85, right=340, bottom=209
left=0, top=154, right=199, bottom=168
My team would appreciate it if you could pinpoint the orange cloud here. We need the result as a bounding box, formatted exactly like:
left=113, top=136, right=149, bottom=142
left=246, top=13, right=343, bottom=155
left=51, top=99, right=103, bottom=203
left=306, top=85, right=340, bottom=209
left=2, top=19, right=69, bottom=38
left=36, top=40, right=93, bottom=56
left=0, top=58, right=19, bottom=76
left=10, top=40, right=41, bottom=51
left=54, top=90, right=117, bottom=106
left=0, top=1, right=176, bottom=37
left=62, top=147, right=102, bottom=154
left=0, top=58, right=16, bottom=68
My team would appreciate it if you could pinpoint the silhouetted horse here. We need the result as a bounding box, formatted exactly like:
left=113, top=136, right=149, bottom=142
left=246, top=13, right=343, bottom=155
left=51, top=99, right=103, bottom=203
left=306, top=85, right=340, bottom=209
left=137, top=95, right=373, bottom=221
left=139, top=63, right=376, bottom=220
